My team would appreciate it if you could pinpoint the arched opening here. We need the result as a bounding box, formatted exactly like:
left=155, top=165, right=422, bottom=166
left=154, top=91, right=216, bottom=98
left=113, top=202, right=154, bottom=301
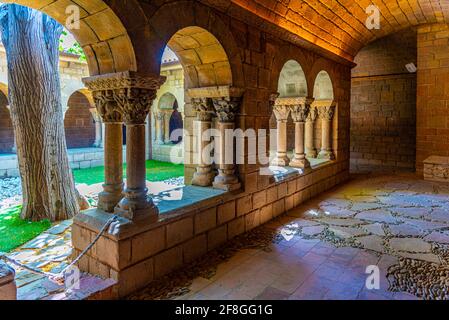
left=64, top=91, right=96, bottom=149
left=0, top=89, right=14, bottom=153
left=313, top=71, right=334, bottom=101
left=169, top=101, right=183, bottom=144
left=270, top=60, right=307, bottom=168
left=152, top=26, right=233, bottom=184
left=4, top=0, right=137, bottom=74
left=350, top=28, right=417, bottom=174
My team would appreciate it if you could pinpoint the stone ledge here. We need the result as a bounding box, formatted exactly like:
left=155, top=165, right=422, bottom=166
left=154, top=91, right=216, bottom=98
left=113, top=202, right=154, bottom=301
left=423, top=156, right=449, bottom=183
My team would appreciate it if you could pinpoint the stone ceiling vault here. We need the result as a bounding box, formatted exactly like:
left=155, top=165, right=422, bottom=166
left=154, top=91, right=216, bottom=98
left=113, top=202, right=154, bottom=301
left=219, top=0, right=449, bottom=62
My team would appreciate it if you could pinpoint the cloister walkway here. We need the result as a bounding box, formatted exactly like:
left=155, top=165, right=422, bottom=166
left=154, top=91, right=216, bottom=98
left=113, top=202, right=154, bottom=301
left=130, top=173, right=449, bottom=300
left=10, top=173, right=449, bottom=300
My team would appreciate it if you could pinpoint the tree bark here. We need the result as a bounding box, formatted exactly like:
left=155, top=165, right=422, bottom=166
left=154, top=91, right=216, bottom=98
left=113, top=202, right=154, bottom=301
left=0, top=4, right=80, bottom=221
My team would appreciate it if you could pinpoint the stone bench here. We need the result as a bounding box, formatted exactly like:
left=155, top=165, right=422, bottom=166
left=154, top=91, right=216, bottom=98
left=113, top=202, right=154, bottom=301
left=424, top=156, right=449, bottom=182
left=0, top=261, right=17, bottom=300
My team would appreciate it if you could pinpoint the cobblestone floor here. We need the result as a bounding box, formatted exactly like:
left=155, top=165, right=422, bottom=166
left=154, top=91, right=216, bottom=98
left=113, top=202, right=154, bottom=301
left=150, top=173, right=449, bottom=300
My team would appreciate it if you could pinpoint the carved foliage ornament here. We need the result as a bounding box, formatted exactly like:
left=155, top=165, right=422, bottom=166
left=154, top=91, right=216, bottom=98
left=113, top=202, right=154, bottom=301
left=212, top=97, right=241, bottom=123
left=93, top=90, right=123, bottom=123
left=192, top=97, right=214, bottom=121
left=115, top=88, right=158, bottom=125
left=306, top=107, right=318, bottom=122
left=290, top=104, right=310, bottom=123
left=318, top=105, right=336, bottom=121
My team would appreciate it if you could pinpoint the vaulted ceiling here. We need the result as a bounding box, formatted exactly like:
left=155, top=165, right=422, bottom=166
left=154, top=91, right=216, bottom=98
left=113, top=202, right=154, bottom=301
left=227, top=0, right=449, bottom=61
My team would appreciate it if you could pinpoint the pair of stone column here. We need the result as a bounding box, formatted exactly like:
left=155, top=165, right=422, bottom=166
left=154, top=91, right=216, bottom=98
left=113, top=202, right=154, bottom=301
left=83, top=71, right=166, bottom=221
left=90, top=111, right=103, bottom=148
left=154, top=111, right=166, bottom=145
left=271, top=97, right=313, bottom=170
left=190, top=87, right=243, bottom=192
left=306, top=100, right=336, bottom=160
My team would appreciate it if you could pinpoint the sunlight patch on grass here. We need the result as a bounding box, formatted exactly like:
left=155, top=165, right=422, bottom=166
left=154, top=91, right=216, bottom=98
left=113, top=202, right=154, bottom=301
left=0, top=205, right=51, bottom=252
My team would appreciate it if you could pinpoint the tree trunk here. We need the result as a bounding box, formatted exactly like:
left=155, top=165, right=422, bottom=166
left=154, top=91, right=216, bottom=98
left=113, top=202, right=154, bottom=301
left=0, top=4, right=79, bottom=221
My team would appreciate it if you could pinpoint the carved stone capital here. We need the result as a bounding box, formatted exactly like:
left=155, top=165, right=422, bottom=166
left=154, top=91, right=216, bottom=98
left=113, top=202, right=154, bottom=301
left=318, top=105, right=336, bottom=121
left=212, top=97, right=241, bottom=123
left=114, top=87, right=158, bottom=125
left=306, top=106, right=318, bottom=122
left=192, top=97, right=214, bottom=121
left=92, top=90, right=123, bottom=123
left=83, top=72, right=166, bottom=125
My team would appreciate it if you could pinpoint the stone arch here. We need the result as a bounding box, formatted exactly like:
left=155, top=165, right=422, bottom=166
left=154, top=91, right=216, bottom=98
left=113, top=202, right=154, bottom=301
left=0, top=86, right=14, bottom=153
left=145, top=1, right=244, bottom=88
left=313, top=71, right=334, bottom=101
left=64, top=90, right=95, bottom=149
left=165, top=26, right=233, bottom=88
left=3, top=0, right=137, bottom=75
left=158, top=92, right=178, bottom=111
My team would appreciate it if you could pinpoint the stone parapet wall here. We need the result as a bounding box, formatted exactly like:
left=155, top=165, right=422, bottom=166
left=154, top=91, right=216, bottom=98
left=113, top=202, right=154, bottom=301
left=72, top=160, right=349, bottom=297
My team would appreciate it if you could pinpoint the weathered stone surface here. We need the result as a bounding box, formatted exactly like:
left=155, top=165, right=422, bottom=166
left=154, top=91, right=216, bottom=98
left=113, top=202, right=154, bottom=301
left=397, top=252, right=441, bottom=265
left=428, top=208, right=449, bottom=224
left=357, top=235, right=384, bottom=253
left=328, top=226, right=366, bottom=239
left=356, top=210, right=399, bottom=224
left=362, top=223, right=385, bottom=236
left=388, top=224, right=423, bottom=237
left=316, top=217, right=365, bottom=227
left=389, top=238, right=432, bottom=253
left=401, top=218, right=447, bottom=231
left=392, top=207, right=429, bottom=219
left=301, top=225, right=325, bottom=236
left=424, top=231, right=449, bottom=244
left=351, top=202, right=384, bottom=211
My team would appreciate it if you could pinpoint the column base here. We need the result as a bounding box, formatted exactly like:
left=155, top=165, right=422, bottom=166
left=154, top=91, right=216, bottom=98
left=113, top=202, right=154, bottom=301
left=289, top=157, right=311, bottom=170
left=115, top=188, right=159, bottom=222
left=97, top=183, right=124, bottom=213
left=213, top=172, right=241, bottom=191
left=318, top=150, right=335, bottom=160
left=271, top=156, right=290, bottom=167
left=0, top=261, right=17, bottom=300
left=305, top=149, right=317, bottom=158
left=191, top=167, right=215, bottom=187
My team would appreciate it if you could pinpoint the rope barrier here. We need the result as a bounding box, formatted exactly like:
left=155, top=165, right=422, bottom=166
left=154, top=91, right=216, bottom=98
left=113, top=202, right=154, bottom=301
left=0, top=214, right=119, bottom=286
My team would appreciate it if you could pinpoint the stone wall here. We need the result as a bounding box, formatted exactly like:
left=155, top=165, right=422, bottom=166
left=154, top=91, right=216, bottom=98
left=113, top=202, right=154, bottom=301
left=351, top=29, right=417, bottom=173
left=0, top=91, right=13, bottom=153
left=64, top=92, right=96, bottom=149
left=416, top=24, right=449, bottom=174
left=73, top=160, right=348, bottom=297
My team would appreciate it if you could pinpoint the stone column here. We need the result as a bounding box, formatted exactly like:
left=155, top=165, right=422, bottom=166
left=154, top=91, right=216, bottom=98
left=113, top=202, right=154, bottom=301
left=318, top=102, right=336, bottom=160
left=91, top=111, right=103, bottom=148
left=83, top=81, right=125, bottom=213
left=305, top=105, right=318, bottom=158
left=290, top=98, right=311, bottom=170
left=155, top=111, right=165, bottom=145
left=113, top=73, right=166, bottom=221
left=191, top=97, right=215, bottom=187
left=271, top=101, right=291, bottom=166
left=212, top=97, right=241, bottom=191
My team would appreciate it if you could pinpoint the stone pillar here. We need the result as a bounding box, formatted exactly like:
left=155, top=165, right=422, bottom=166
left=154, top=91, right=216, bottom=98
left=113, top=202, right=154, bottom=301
left=83, top=82, right=125, bottom=213
left=113, top=74, right=166, bottom=221
left=91, top=111, right=103, bottom=148
left=191, top=97, right=215, bottom=187
left=290, top=98, right=312, bottom=170
left=164, top=110, right=171, bottom=143
left=0, top=261, right=16, bottom=300
left=317, top=102, right=336, bottom=160
left=212, top=97, right=241, bottom=191
left=155, top=111, right=165, bottom=145
left=305, top=105, right=318, bottom=158
left=271, top=101, right=291, bottom=166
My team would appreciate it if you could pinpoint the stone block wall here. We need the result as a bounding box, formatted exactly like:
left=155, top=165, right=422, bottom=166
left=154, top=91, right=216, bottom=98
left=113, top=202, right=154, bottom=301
left=0, top=92, right=13, bottom=153
left=64, top=92, right=96, bottom=149
left=350, top=29, right=417, bottom=173
left=416, top=24, right=449, bottom=174
left=72, top=160, right=349, bottom=297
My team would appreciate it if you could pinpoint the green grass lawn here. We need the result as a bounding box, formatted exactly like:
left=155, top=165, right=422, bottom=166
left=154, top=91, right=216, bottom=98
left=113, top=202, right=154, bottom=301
left=73, top=159, right=184, bottom=185
left=0, top=160, right=184, bottom=252
left=0, top=205, right=51, bottom=252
